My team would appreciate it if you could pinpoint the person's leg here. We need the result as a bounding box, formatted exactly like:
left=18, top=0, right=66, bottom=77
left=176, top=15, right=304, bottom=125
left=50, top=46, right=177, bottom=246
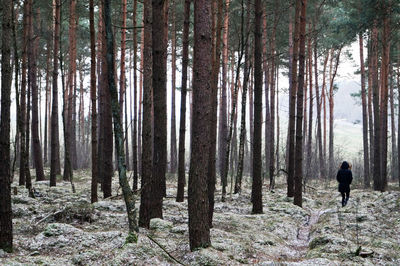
left=345, top=191, right=350, bottom=205
left=341, top=192, right=345, bottom=207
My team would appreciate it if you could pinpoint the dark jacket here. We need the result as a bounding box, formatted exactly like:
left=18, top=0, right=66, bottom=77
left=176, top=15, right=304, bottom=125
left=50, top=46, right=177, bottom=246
left=337, top=161, right=353, bottom=193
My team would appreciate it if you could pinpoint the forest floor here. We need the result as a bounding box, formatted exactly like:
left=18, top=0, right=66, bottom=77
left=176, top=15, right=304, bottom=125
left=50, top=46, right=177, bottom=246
left=1, top=169, right=400, bottom=265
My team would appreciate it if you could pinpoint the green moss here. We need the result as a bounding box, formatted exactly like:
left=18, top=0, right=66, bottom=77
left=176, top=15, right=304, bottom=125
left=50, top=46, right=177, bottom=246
left=309, top=236, right=331, bottom=249
left=125, top=232, right=138, bottom=244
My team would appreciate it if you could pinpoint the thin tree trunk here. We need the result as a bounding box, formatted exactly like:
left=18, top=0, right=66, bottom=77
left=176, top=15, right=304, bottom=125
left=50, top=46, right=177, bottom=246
left=28, top=0, right=45, bottom=182
left=89, top=0, right=98, bottom=203
left=305, top=25, right=313, bottom=182
left=359, top=33, right=370, bottom=188
left=294, top=0, right=307, bottom=207
left=44, top=34, right=52, bottom=166
left=390, top=65, right=396, bottom=181
left=176, top=0, right=191, bottom=202
left=131, top=0, right=138, bottom=189
left=137, top=23, right=144, bottom=178
left=288, top=0, right=300, bottom=197
left=104, top=0, right=139, bottom=238
left=170, top=0, right=177, bottom=174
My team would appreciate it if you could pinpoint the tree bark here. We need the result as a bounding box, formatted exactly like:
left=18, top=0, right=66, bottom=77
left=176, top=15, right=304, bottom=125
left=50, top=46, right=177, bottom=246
left=50, top=0, right=61, bottom=186
left=28, top=0, right=45, bottom=182
left=294, top=0, right=307, bottom=207
left=0, top=0, right=13, bottom=252
left=89, top=0, right=98, bottom=203
left=176, top=0, right=191, bottom=203
left=152, top=0, right=166, bottom=215
left=252, top=0, right=263, bottom=214
left=104, top=0, right=139, bottom=238
left=139, top=0, right=154, bottom=228
left=359, top=33, right=370, bottom=188
left=170, top=0, right=177, bottom=174
left=188, top=0, right=212, bottom=250
left=288, top=0, right=300, bottom=197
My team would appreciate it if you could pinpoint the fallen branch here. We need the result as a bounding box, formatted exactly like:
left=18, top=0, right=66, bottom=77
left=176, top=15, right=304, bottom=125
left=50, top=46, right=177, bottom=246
left=35, top=206, right=67, bottom=226
left=147, top=234, right=186, bottom=266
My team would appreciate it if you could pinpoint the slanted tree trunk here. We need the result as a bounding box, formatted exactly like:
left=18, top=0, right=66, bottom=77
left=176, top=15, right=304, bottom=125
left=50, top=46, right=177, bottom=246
left=328, top=48, right=341, bottom=179
left=104, top=0, right=139, bottom=239
left=131, top=0, right=138, bottom=189
left=139, top=0, right=154, bottom=228
left=176, top=0, right=191, bottom=203
left=288, top=0, right=300, bottom=197
left=235, top=0, right=250, bottom=195
left=188, top=0, right=212, bottom=250
left=152, top=0, right=166, bottom=215
left=0, top=0, right=13, bottom=252
left=359, top=33, right=370, bottom=188
left=252, top=0, right=263, bottom=214
left=89, top=0, right=98, bottom=203
left=294, top=0, right=307, bottom=207
left=28, top=0, right=45, bottom=181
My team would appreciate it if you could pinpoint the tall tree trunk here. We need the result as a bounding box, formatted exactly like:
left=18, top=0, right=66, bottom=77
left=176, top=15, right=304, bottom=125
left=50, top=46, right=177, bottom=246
left=305, top=25, right=313, bottom=181
left=235, top=0, right=250, bottom=195
left=207, top=0, right=222, bottom=227
left=359, top=33, right=370, bottom=188
left=0, top=0, right=13, bottom=252
left=367, top=35, right=374, bottom=180
left=104, top=0, right=139, bottom=239
left=390, top=65, right=396, bottom=181
left=170, top=0, right=178, bottom=174
left=28, top=0, right=45, bottom=181
left=20, top=0, right=29, bottom=187
left=252, top=0, right=263, bottom=214
left=50, top=0, right=61, bottom=186
left=176, top=0, right=191, bottom=202
left=44, top=34, right=52, bottom=166
left=189, top=0, right=212, bottom=250
left=263, top=11, right=271, bottom=184
left=328, top=48, right=342, bottom=179
left=138, top=21, right=144, bottom=178
left=139, top=0, right=154, bottom=228
left=288, top=0, right=300, bottom=197
left=371, top=22, right=381, bottom=191
left=294, top=0, right=307, bottom=207
left=89, top=0, right=98, bottom=203
left=218, top=0, right=230, bottom=189
left=380, top=7, right=390, bottom=192
left=131, top=0, right=139, bottom=189
left=152, top=0, right=166, bottom=215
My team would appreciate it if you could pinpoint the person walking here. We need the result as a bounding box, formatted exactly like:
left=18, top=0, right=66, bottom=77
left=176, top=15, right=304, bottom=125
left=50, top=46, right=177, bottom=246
left=337, top=161, right=353, bottom=207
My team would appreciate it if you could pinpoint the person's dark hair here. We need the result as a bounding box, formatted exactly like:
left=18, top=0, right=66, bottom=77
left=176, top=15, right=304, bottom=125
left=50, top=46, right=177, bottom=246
left=341, top=161, right=349, bottom=170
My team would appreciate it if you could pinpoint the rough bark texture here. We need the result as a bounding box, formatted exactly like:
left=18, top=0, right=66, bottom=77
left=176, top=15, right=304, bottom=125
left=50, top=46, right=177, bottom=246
left=371, top=23, right=381, bottom=191
left=294, top=0, right=307, bottom=207
left=132, top=0, right=139, bottom=190
left=50, top=0, right=61, bottom=187
left=139, top=0, right=154, bottom=228
left=90, top=0, right=98, bottom=203
left=288, top=0, right=300, bottom=197
left=252, top=0, right=263, bottom=214
left=218, top=0, right=230, bottom=190
left=188, top=0, right=212, bottom=250
left=176, top=0, right=191, bottom=203
left=152, top=0, right=166, bottom=216
left=104, top=0, right=139, bottom=238
left=0, top=0, right=13, bottom=252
